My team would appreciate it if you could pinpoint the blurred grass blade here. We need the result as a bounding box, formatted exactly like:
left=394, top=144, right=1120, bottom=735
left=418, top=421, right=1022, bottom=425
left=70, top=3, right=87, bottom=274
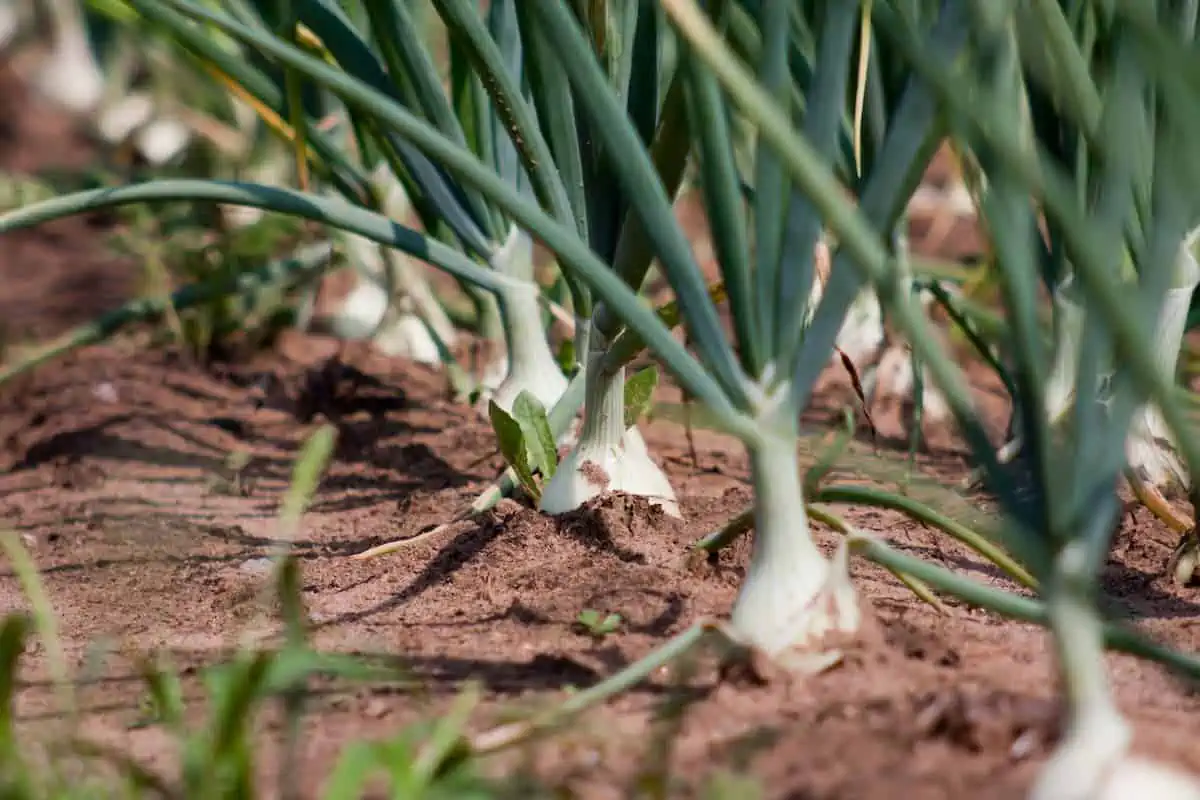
left=279, top=424, right=338, bottom=538
left=135, top=654, right=188, bottom=734
left=410, top=683, right=479, bottom=787
left=0, top=614, right=30, bottom=773
left=0, top=531, right=75, bottom=720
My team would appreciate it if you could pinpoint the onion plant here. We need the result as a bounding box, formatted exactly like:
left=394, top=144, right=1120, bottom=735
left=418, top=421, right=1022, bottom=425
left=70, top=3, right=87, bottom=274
left=268, top=0, right=933, bottom=655
left=0, top=0, right=948, bottom=658
left=7, top=3, right=1200, bottom=795
left=960, top=0, right=1200, bottom=588
left=12, top=0, right=180, bottom=158
left=854, top=1, right=1200, bottom=794
left=26, top=0, right=106, bottom=114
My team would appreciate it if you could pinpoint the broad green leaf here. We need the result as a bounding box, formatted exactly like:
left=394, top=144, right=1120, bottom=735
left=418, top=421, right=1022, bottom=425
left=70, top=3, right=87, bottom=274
left=555, top=338, right=577, bottom=375
left=487, top=400, right=540, bottom=498
left=623, top=365, right=659, bottom=429
left=512, top=391, right=558, bottom=481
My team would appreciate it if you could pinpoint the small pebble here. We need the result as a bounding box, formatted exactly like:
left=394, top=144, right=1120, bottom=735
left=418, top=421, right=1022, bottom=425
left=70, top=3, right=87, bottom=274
left=239, top=557, right=273, bottom=575
left=92, top=382, right=119, bottom=403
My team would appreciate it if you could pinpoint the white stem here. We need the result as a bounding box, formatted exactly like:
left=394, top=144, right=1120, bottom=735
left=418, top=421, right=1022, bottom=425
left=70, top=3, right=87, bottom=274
left=488, top=280, right=568, bottom=414
left=221, top=153, right=294, bottom=228
left=369, top=300, right=441, bottom=365
left=482, top=226, right=567, bottom=413
left=1030, top=574, right=1131, bottom=800
left=96, top=92, right=155, bottom=145
left=476, top=291, right=508, bottom=392
left=871, top=342, right=952, bottom=428
left=809, top=243, right=950, bottom=430
left=805, top=235, right=884, bottom=371
left=295, top=222, right=426, bottom=362
left=371, top=165, right=468, bottom=346
left=836, top=287, right=886, bottom=368
left=1031, top=531, right=1200, bottom=798
left=1028, top=541, right=1200, bottom=800
left=383, top=248, right=457, bottom=347
left=1125, top=234, right=1200, bottom=492
left=1046, top=278, right=1084, bottom=425
left=456, top=218, right=514, bottom=393
left=0, top=0, right=21, bottom=52
left=491, top=222, right=535, bottom=282
left=133, top=116, right=193, bottom=166
left=539, top=331, right=679, bottom=517
left=35, top=0, right=104, bottom=114
left=730, top=434, right=858, bottom=662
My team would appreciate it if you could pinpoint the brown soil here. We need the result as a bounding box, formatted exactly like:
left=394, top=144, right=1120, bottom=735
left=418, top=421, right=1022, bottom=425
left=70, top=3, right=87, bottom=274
left=2, top=66, right=1200, bottom=800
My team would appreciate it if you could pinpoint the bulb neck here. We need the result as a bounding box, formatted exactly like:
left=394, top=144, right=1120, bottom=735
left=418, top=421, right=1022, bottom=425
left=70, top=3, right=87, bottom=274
left=498, top=282, right=555, bottom=381
left=578, top=331, right=625, bottom=450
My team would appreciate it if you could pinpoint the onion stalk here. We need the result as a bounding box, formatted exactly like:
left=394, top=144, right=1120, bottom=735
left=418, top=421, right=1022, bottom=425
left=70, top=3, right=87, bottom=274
left=1030, top=537, right=1200, bottom=800
left=313, top=168, right=460, bottom=366
left=540, top=328, right=678, bottom=517
left=480, top=224, right=569, bottom=416
left=1021, top=229, right=1200, bottom=501
left=1123, top=232, right=1200, bottom=495
left=730, top=421, right=858, bottom=661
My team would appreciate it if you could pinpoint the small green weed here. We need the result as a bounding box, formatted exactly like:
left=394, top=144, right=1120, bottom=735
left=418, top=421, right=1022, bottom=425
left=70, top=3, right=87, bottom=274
left=575, top=610, right=623, bottom=639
